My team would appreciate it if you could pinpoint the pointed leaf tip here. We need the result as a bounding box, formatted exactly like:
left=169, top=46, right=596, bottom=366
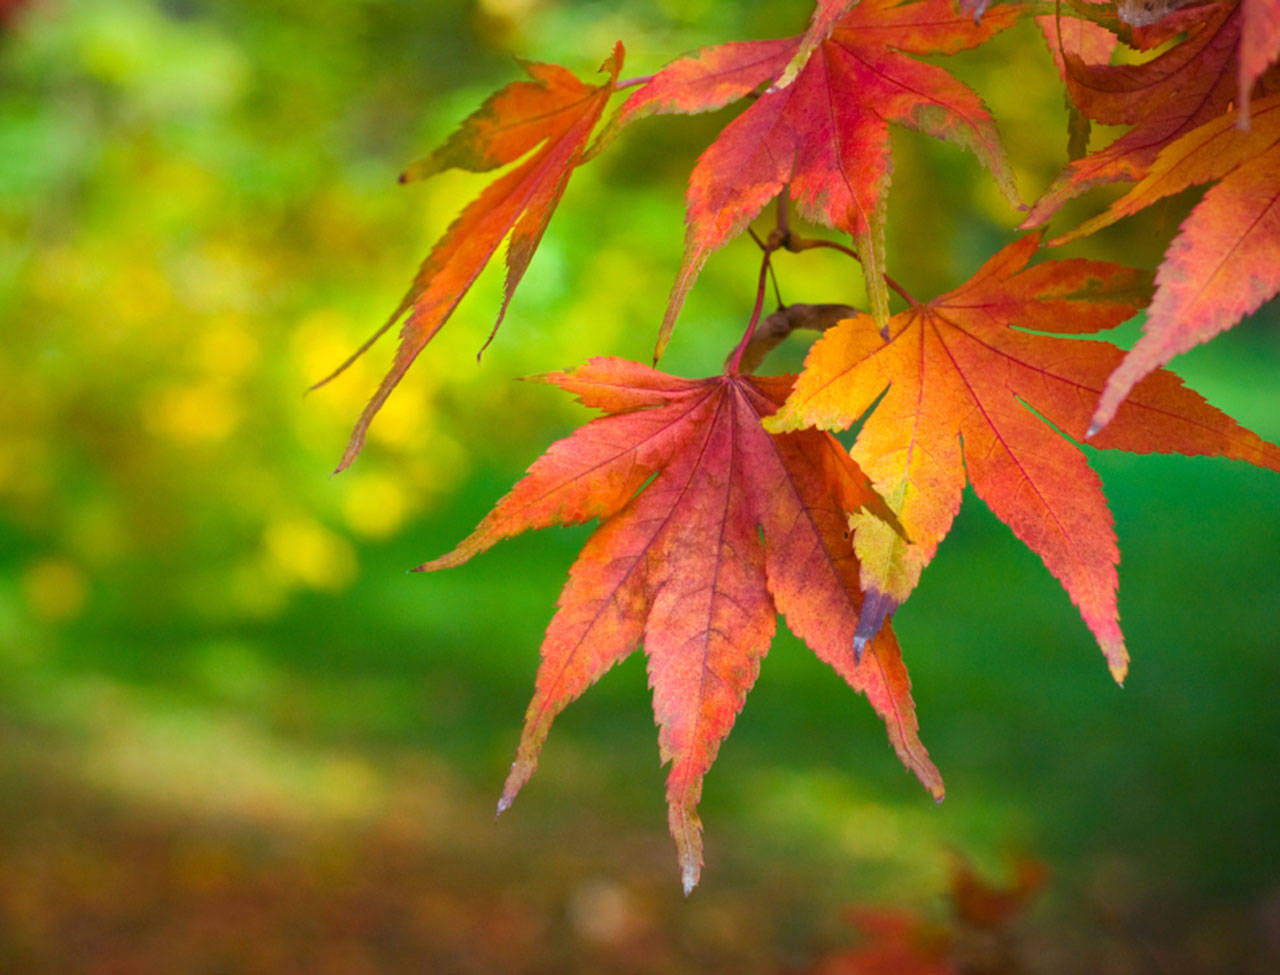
left=854, top=589, right=899, bottom=661
left=1102, top=635, right=1129, bottom=686
left=851, top=636, right=866, bottom=665
left=498, top=754, right=538, bottom=819
left=1109, top=660, right=1128, bottom=687
left=682, top=864, right=699, bottom=897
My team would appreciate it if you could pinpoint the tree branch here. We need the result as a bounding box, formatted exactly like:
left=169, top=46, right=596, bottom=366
left=729, top=302, right=858, bottom=374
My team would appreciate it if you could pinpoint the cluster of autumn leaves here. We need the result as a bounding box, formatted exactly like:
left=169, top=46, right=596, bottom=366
left=319, top=0, right=1280, bottom=890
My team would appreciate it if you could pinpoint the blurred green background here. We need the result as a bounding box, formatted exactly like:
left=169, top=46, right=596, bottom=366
left=1, top=0, right=1278, bottom=971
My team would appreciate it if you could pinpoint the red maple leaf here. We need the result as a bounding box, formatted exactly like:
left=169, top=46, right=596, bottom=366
left=619, top=0, right=1020, bottom=352
left=1054, top=91, right=1280, bottom=431
left=768, top=234, right=1280, bottom=679
left=420, top=357, right=942, bottom=892
left=320, top=44, right=623, bottom=472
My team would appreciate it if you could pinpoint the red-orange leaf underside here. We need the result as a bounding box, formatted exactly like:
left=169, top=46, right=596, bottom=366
left=322, top=44, right=623, bottom=472
left=1241, top=0, right=1280, bottom=115
left=1025, top=1, right=1244, bottom=227
left=1028, top=1, right=1280, bottom=429
left=1055, top=91, right=1280, bottom=431
left=621, top=0, right=1020, bottom=354
left=420, top=358, right=942, bottom=893
left=768, top=235, right=1280, bottom=681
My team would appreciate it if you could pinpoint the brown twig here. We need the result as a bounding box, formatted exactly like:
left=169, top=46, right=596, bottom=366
left=729, top=187, right=911, bottom=372
left=729, top=303, right=859, bottom=374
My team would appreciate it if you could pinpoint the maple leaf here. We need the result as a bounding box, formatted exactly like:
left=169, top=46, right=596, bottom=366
left=1024, top=1, right=1243, bottom=227
left=814, top=908, right=955, bottom=975
left=1052, top=91, right=1280, bottom=431
left=1111, top=0, right=1280, bottom=117
left=419, top=357, right=943, bottom=893
left=949, top=852, right=1048, bottom=930
left=321, top=44, right=623, bottom=472
left=1036, top=9, right=1119, bottom=79
left=619, top=0, right=1021, bottom=354
left=807, top=852, right=1046, bottom=974
left=767, top=234, right=1280, bottom=681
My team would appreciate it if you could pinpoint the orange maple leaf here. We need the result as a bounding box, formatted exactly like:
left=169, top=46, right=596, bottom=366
left=619, top=0, right=1020, bottom=353
left=321, top=44, right=623, bottom=472
left=767, top=235, right=1280, bottom=681
left=420, top=357, right=942, bottom=893
left=1052, top=91, right=1280, bottom=431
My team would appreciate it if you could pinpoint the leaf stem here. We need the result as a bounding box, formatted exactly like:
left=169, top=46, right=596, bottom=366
left=725, top=251, right=775, bottom=375
left=748, top=228, right=786, bottom=306
left=729, top=189, right=912, bottom=372
left=615, top=75, right=654, bottom=90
